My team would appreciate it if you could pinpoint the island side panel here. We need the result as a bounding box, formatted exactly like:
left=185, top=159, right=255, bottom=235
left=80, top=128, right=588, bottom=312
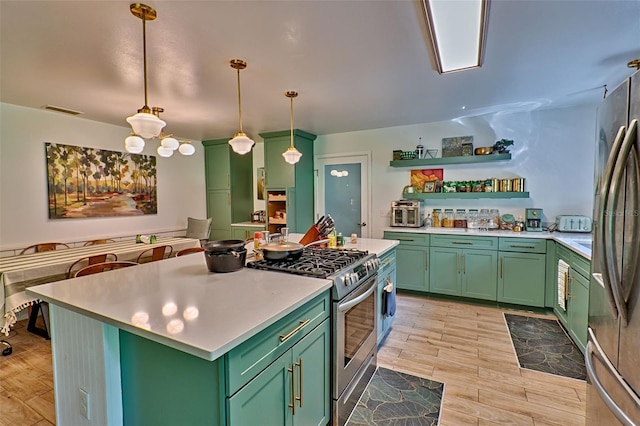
left=119, top=330, right=224, bottom=425
left=49, top=304, right=123, bottom=426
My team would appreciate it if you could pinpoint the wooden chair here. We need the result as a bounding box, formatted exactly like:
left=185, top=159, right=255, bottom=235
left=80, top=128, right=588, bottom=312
left=176, top=247, right=205, bottom=257
left=136, top=245, right=173, bottom=263
left=20, top=242, right=70, bottom=255
left=83, top=239, right=116, bottom=246
left=67, top=253, right=118, bottom=278
left=74, top=261, right=138, bottom=277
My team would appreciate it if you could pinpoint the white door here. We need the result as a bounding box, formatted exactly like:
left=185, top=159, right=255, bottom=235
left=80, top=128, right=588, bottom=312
left=315, top=153, right=370, bottom=238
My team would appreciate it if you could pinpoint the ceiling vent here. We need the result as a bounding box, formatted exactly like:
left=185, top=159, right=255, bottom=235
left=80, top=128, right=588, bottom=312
left=42, top=105, right=83, bottom=116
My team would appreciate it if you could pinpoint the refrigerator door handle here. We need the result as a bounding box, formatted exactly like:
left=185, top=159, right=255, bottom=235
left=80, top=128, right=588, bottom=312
left=586, top=328, right=640, bottom=426
left=597, top=125, right=626, bottom=320
left=606, top=118, right=638, bottom=326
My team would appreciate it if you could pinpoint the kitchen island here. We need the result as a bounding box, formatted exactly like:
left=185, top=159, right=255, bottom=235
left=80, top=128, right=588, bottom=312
left=27, top=236, right=397, bottom=425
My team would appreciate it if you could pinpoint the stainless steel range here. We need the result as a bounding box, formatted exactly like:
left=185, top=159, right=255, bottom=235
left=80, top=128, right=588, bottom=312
left=247, top=246, right=380, bottom=425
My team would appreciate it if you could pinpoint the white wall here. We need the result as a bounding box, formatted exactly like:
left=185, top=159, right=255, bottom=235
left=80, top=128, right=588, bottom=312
left=315, top=105, right=597, bottom=238
left=0, top=103, right=207, bottom=250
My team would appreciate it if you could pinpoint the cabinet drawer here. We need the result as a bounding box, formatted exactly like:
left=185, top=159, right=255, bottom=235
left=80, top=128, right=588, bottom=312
left=378, top=249, right=396, bottom=276
left=384, top=232, right=429, bottom=246
left=571, top=253, right=591, bottom=279
left=225, top=291, right=330, bottom=396
left=498, top=237, right=547, bottom=253
left=556, top=242, right=573, bottom=260
left=430, top=234, right=497, bottom=250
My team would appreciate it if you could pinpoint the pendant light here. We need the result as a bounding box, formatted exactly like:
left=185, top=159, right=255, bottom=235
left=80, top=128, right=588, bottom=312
left=228, top=59, right=255, bottom=155
left=125, top=3, right=166, bottom=143
left=282, top=91, right=302, bottom=165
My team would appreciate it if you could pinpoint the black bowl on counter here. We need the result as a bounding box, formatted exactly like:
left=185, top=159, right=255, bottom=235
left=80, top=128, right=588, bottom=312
left=204, top=248, right=247, bottom=273
left=203, top=239, right=246, bottom=254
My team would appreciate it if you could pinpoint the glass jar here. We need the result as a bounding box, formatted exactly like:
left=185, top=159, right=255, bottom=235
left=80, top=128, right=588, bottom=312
left=442, top=209, right=455, bottom=228
left=467, top=209, right=479, bottom=229
left=490, top=209, right=501, bottom=229
left=479, top=208, right=490, bottom=231
left=454, top=209, right=467, bottom=228
left=432, top=209, right=441, bottom=227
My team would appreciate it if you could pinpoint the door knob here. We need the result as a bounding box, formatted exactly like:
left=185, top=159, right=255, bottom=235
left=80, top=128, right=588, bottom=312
left=357, top=222, right=367, bottom=227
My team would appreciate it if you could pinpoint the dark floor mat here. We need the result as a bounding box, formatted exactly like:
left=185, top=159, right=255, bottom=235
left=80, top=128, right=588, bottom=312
left=346, top=367, right=444, bottom=426
left=504, top=313, right=586, bottom=381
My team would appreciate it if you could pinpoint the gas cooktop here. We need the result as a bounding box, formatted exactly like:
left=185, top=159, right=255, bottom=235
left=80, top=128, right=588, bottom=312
left=246, top=247, right=369, bottom=279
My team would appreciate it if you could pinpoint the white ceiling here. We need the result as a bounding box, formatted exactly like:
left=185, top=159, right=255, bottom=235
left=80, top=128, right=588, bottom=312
left=2, top=0, right=640, bottom=142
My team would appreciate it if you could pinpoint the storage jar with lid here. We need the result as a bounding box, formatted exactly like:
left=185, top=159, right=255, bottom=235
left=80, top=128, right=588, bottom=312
left=442, top=209, right=454, bottom=228
left=432, top=209, right=441, bottom=227
left=454, top=209, right=467, bottom=228
left=467, top=209, right=479, bottom=229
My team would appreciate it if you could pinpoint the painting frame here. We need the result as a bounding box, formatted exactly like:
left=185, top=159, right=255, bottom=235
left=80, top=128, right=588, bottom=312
left=45, top=142, right=158, bottom=219
left=423, top=181, right=437, bottom=193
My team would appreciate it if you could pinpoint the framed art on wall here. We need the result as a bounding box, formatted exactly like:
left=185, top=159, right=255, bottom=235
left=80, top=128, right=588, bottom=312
left=45, top=142, right=158, bottom=219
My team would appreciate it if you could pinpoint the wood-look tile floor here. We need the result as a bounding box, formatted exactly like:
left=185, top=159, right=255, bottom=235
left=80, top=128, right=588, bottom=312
left=378, top=293, right=587, bottom=426
left=0, top=295, right=587, bottom=426
left=0, top=318, right=55, bottom=426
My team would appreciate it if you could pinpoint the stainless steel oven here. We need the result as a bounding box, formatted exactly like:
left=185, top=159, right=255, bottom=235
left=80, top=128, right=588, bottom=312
left=332, top=274, right=378, bottom=425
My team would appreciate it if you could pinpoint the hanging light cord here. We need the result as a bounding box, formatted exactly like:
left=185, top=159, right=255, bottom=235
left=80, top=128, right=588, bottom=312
left=142, top=8, right=149, bottom=110
left=289, top=94, right=294, bottom=147
left=237, top=67, right=244, bottom=133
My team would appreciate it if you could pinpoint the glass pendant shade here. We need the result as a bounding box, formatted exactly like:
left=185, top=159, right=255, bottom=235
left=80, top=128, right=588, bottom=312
left=179, top=142, right=195, bottom=156
left=229, top=132, right=254, bottom=155
left=157, top=145, right=174, bottom=157
left=161, top=136, right=179, bottom=150
left=282, top=147, right=302, bottom=164
left=126, top=112, right=166, bottom=139
left=125, top=135, right=145, bottom=153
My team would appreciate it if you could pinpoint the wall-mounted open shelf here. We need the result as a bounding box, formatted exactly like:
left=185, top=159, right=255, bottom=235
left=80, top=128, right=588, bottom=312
left=390, top=153, right=511, bottom=168
left=402, top=191, right=529, bottom=200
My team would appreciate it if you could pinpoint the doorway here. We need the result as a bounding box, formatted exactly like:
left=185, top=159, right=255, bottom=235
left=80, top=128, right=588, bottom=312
left=315, top=153, right=370, bottom=238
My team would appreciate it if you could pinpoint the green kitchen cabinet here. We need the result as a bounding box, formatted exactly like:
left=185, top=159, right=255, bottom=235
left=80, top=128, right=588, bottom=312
left=261, top=130, right=316, bottom=234
left=568, top=270, right=589, bottom=353
left=202, top=139, right=253, bottom=240
left=384, top=232, right=429, bottom=292
left=377, top=248, right=397, bottom=345
left=227, top=318, right=330, bottom=426
left=231, top=224, right=266, bottom=241
left=497, top=251, right=546, bottom=307
left=430, top=247, right=498, bottom=301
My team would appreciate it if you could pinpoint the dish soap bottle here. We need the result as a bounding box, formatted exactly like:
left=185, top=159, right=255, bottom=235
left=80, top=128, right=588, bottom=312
left=328, top=229, right=337, bottom=248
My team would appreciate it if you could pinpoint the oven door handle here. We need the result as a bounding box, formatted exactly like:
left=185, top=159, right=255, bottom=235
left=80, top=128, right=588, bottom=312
left=338, top=280, right=377, bottom=313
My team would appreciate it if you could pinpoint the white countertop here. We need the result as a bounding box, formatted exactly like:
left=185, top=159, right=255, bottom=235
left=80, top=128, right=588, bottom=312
left=231, top=221, right=266, bottom=227
left=27, top=254, right=331, bottom=361
left=382, top=227, right=592, bottom=259
left=26, top=235, right=399, bottom=362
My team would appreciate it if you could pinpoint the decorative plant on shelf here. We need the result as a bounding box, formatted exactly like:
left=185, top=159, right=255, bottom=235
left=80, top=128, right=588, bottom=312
left=493, top=139, right=514, bottom=154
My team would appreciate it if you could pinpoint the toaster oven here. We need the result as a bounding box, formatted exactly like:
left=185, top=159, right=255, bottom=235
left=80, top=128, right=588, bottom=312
left=555, top=215, right=592, bottom=233
left=391, top=200, right=423, bottom=227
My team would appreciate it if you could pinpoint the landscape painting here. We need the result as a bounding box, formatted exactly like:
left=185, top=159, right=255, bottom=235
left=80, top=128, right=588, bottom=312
left=45, top=142, right=158, bottom=219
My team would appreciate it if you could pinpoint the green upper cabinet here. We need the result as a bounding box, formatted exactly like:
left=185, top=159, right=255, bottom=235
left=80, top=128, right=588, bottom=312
left=202, top=139, right=254, bottom=240
left=261, top=129, right=316, bottom=189
left=261, top=130, right=316, bottom=233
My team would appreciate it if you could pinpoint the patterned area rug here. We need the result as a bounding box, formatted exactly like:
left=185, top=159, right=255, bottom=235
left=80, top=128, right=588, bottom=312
left=346, top=367, right=443, bottom=426
left=504, top=313, right=586, bottom=380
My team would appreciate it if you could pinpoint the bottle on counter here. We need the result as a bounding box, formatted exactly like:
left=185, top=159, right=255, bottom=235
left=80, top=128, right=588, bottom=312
left=432, top=209, right=441, bottom=227
left=424, top=214, right=432, bottom=228
left=337, top=232, right=345, bottom=247
left=328, top=229, right=337, bottom=248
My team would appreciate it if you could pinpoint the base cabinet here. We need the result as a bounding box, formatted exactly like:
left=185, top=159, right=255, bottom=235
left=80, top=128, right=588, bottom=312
left=383, top=232, right=429, bottom=292
left=430, top=248, right=497, bottom=301
left=231, top=225, right=266, bottom=241
left=498, top=252, right=546, bottom=307
left=227, top=318, right=330, bottom=426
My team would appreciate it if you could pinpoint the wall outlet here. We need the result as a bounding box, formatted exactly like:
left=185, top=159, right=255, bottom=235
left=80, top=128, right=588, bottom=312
left=79, top=388, right=90, bottom=420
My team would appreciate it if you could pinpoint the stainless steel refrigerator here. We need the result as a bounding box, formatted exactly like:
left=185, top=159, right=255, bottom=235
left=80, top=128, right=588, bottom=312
left=588, top=70, right=640, bottom=424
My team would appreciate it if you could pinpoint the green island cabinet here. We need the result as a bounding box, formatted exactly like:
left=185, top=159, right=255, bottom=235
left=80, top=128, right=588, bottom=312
left=261, top=130, right=316, bottom=234
left=377, top=248, right=397, bottom=345
left=202, top=139, right=254, bottom=240
left=429, top=235, right=498, bottom=301
left=497, top=238, right=548, bottom=307
left=554, top=243, right=590, bottom=352
left=383, top=232, right=429, bottom=292
left=120, top=291, right=331, bottom=425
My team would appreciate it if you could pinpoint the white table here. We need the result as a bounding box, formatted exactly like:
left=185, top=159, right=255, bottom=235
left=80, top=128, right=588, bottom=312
left=0, top=236, right=201, bottom=334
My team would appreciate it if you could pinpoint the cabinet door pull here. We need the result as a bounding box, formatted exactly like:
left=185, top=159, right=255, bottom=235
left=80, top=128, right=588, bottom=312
left=227, top=173, right=230, bottom=188
left=457, top=254, right=460, bottom=274
left=288, top=365, right=296, bottom=415
left=279, top=319, right=310, bottom=342
left=295, top=358, right=303, bottom=407
left=452, top=241, right=473, bottom=245
left=511, top=244, right=535, bottom=249
left=564, top=272, right=569, bottom=300
left=397, top=238, right=414, bottom=242
left=499, top=257, right=503, bottom=278
left=463, top=254, right=466, bottom=274
left=425, top=252, right=428, bottom=271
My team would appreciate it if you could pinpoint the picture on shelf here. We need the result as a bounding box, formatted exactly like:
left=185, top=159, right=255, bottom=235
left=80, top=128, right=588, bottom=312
left=442, top=135, right=473, bottom=157
left=410, top=168, right=443, bottom=190
left=423, top=181, right=437, bottom=193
